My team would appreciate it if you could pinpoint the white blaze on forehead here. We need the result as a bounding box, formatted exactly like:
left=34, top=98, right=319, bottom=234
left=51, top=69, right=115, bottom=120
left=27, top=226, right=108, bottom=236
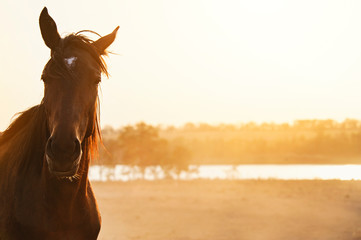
left=64, top=56, right=77, bottom=68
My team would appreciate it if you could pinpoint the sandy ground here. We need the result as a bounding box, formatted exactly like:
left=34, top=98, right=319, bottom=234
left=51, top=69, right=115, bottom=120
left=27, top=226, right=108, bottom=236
left=92, top=180, right=361, bottom=240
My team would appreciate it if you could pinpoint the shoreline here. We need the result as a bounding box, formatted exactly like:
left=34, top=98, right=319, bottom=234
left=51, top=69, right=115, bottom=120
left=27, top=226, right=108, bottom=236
left=89, top=164, right=361, bottom=181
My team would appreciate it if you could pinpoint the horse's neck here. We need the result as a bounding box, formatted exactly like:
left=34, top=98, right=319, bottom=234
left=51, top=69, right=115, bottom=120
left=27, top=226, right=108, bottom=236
left=12, top=155, right=91, bottom=227
left=10, top=161, right=97, bottom=237
left=42, top=175, right=90, bottom=213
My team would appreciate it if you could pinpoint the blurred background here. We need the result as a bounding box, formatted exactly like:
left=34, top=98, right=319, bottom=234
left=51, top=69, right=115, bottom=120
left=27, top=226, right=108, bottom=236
left=1, top=1, right=361, bottom=239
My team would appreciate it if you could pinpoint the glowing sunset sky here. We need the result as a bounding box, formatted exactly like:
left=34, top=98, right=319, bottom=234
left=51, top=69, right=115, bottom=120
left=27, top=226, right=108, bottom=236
left=0, top=0, right=360, bottom=130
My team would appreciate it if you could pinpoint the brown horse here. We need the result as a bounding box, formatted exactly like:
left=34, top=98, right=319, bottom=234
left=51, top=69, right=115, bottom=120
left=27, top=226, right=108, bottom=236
left=0, top=7, right=118, bottom=239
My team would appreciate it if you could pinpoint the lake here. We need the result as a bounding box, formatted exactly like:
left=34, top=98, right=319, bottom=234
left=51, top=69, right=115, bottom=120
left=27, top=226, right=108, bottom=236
left=88, top=164, right=361, bottom=181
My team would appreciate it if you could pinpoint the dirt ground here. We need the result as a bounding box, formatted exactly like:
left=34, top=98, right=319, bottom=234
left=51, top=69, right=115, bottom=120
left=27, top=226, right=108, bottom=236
left=92, top=180, right=361, bottom=240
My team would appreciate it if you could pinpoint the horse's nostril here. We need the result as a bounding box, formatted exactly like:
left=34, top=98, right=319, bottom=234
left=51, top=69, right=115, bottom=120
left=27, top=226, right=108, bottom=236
left=46, top=136, right=81, bottom=159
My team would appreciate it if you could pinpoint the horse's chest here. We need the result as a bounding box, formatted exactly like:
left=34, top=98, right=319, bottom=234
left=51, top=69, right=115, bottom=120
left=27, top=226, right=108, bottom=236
left=13, top=204, right=100, bottom=240
left=11, top=189, right=101, bottom=240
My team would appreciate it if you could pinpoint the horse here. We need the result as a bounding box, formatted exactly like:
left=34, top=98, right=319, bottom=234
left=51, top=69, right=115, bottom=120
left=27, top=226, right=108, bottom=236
left=0, top=7, right=118, bottom=239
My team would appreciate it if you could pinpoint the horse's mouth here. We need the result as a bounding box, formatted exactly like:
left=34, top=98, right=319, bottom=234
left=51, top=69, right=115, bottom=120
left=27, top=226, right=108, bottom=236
left=52, top=166, right=81, bottom=182
left=47, top=161, right=80, bottom=179
left=52, top=166, right=78, bottom=177
left=45, top=150, right=82, bottom=180
left=58, top=173, right=81, bottom=182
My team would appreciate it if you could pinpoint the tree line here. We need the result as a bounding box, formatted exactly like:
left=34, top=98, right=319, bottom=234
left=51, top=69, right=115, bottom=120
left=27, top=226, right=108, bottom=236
left=96, top=119, right=361, bottom=167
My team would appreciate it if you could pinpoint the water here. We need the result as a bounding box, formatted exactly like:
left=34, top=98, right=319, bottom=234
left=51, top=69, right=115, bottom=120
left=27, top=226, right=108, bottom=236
left=88, top=164, right=361, bottom=181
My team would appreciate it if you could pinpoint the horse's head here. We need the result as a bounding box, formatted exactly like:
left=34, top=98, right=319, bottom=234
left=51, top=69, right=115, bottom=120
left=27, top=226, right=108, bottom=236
left=39, top=7, right=118, bottom=178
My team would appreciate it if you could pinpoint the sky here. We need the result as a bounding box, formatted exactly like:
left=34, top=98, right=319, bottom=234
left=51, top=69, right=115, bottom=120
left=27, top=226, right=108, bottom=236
left=0, top=0, right=361, bottom=130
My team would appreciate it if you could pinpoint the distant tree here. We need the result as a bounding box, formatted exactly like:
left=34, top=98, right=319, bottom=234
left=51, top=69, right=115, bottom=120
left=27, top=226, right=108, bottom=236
left=160, top=143, right=192, bottom=177
left=183, top=122, right=196, bottom=131
left=114, top=122, right=192, bottom=176
left=241, top=122, right=258, bottom=131
left=117, top=122, right=166, bottom=167
left=165, top=125, right=176, bottom=132
left=341, top=119, right=361, bottom=130
left=217, top=124, right=236, bottom=131
left=198, top=123, right=215, bottom=131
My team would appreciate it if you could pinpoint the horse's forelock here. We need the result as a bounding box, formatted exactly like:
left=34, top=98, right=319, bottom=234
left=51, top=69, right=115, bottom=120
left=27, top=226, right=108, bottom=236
left=48, top=33, right=109, bottom=77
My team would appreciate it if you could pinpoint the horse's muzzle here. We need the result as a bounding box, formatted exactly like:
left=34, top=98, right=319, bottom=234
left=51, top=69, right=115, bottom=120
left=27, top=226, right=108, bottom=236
left=45, top=137, right=82, bottom=177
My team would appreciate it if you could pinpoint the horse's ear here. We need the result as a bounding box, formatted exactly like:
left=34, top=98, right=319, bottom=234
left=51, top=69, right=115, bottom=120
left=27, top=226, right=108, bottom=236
left=39, top=7, right=61, bottom=50
left=92, top=26, right=119, bottom=55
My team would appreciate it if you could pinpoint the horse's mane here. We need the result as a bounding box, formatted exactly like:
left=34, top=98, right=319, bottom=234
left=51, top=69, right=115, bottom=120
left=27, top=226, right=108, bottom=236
left=0, top=105, right=47, bottom=164
left=0, top=105, right=48, bottom=209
